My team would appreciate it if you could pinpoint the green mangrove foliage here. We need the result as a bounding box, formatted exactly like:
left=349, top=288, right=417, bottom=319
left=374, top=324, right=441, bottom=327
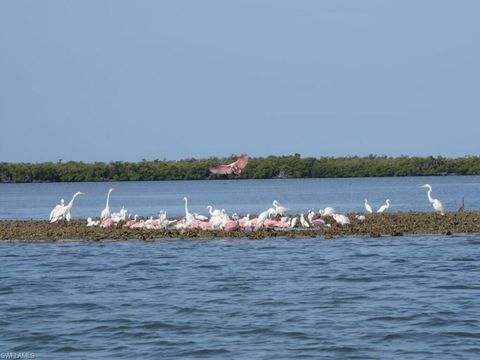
left=1, top=155, right=480, bottom=183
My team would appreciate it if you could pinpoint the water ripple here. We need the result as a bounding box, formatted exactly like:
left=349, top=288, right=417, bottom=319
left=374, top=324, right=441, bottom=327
left=1, top=235, right=480, bottom=359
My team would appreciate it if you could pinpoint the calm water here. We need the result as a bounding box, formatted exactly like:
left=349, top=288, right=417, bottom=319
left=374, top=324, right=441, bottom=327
left=2, top=178, right=480, bottom=358
left=1, top=176, right=480, bottom=220
left=1, top=236, right=480, bottom=359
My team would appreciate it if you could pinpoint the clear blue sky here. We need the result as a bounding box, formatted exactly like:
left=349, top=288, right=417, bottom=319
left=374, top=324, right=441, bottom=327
left=1, top=0, right=479, bottom=162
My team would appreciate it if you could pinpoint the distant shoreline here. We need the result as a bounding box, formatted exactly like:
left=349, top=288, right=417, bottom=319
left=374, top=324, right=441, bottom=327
left=1, top=155, right=480, bottom=183
left=1, top=212, right=479, bottom=241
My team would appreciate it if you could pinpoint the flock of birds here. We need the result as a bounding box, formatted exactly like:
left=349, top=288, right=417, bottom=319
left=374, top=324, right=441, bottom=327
left=48, top=183, right=451, bottom=231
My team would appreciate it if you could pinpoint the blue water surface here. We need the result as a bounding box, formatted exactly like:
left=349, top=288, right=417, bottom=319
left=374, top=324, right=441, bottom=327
left=1, top=235, right=480, bottom=359
left=1, top=176, right=479, bottom=220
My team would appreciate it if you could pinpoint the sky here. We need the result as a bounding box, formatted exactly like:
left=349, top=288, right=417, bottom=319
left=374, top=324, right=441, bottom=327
left=0, top=0, right=479, bottom=162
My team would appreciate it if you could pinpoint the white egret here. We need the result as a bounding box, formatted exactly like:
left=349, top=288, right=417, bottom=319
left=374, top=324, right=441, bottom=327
left=101, top=188, right=114, bottom=221
left=183, top=197, right=195, bottom=225
left=364, top=199, right=373, bottom=214
left=49, top=199, right=64, bottom=221
left=255, top=208, right=275, bottom=230
left=300, top=213, right=310, bottom=228
left=420, top=184, right=445, bottom=215
left=320, top=207, right=336, bottom=217
left=206, top=205, right=222, bottom=217
left=111, top=206, right=128, bottom=223
left=377, top=199, right=390, bottom=214
left=86, top=217, right=100, bottom=227
left=307, top=208, right=315, bottom=223
left=50, top=192, right=85, bottom=223
left=290, top=217, right=298, bottom=228
left=194, top=213, right=208, bottom=221
left=272, top=200, right=289, bottom=216
left=332, top=213, right=350, bottom=225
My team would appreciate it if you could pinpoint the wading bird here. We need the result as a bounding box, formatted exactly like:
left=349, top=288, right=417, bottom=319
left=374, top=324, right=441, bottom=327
left=50, top=192, right=85, bottom=223
left=300, top=213, right=310, bottom=228
left=101, top=188, right=114, bottom=221
left=209, top=154, right=249, bottom=175
left=377, top=199, right=390, bottom=214
left=458, top=197, right=465, bottom=212
left=273, top=200, right=289, bottom=216
left=332, top=213, right=350, bottom=225
left=420, top=184, right=444, bottom=215
left=364, top=199, right=373, bottom=214
left=49, top=199, right=64, bottom=221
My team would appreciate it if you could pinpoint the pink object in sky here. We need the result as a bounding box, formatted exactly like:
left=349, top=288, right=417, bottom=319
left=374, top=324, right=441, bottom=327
left=209, top=154, right=249, bottom=175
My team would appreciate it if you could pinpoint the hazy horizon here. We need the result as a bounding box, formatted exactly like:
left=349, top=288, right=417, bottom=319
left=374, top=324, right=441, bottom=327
left=1, top=1, right=479, bottom=162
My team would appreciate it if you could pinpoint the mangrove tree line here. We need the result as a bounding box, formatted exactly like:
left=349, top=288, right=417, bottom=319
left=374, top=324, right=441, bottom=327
left=1, top=155, right=480, bottom=183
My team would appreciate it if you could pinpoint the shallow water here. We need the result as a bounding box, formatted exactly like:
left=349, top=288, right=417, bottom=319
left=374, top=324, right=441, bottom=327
left=1, top=235, right=480, bottom=359
left=0, top=176, right=479, bottom=220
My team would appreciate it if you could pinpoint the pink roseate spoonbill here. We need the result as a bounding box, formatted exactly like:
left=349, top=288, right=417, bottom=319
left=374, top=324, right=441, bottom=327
left=50, top=192, right=85, bottom=223
left=209, top=154, right=249, bottom=175
left=126, top=214, right=139, bottom=228
left=225, top=219, right=238, bottom=232
left=420, top=184, right=445, bottom=215
left=101, top=188, right=114, bottom=221
left=130, top=219, right=145, bottom=229
left=364, top=199, right=373, bottom=214
left=239, top=214, right=251, bottom=228
left=377, top=199, right=390, bottom=214
left=100, top=218, right=114, bottom=228
left=311, top=218, right=326, bottom=227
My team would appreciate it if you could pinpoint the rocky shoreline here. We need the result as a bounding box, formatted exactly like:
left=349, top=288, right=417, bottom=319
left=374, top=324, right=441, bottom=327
left=1, top=212, right=480, bottom=241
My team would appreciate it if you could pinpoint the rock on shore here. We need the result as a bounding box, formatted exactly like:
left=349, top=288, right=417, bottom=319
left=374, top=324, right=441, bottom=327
left=1, top=212, right=480, bottom=241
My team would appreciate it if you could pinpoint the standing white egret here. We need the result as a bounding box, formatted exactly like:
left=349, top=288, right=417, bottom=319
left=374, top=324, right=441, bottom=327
left=272, top=200, right=289, bottom=216
left=49, top=199, right=64, bottom=221
left=50, top=192, right=85, bottom=223
left=254, top=208, right=275, bottom=230
left=206, top=205, right=222, bottom=218
left=300, top=213, right=310, bottom=228
left=183, top=197, right=195, bottom=225
left=364, top=199, right=373, bottom=214
left=307, top=209, right=315, bottom=223
left=101, top=188, right=114, bottom=221
left=290, top=217, right=298, bottom=228
left=420, top=184, right=445, bottom=215
left=377, top=199, right=390, bottom=214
